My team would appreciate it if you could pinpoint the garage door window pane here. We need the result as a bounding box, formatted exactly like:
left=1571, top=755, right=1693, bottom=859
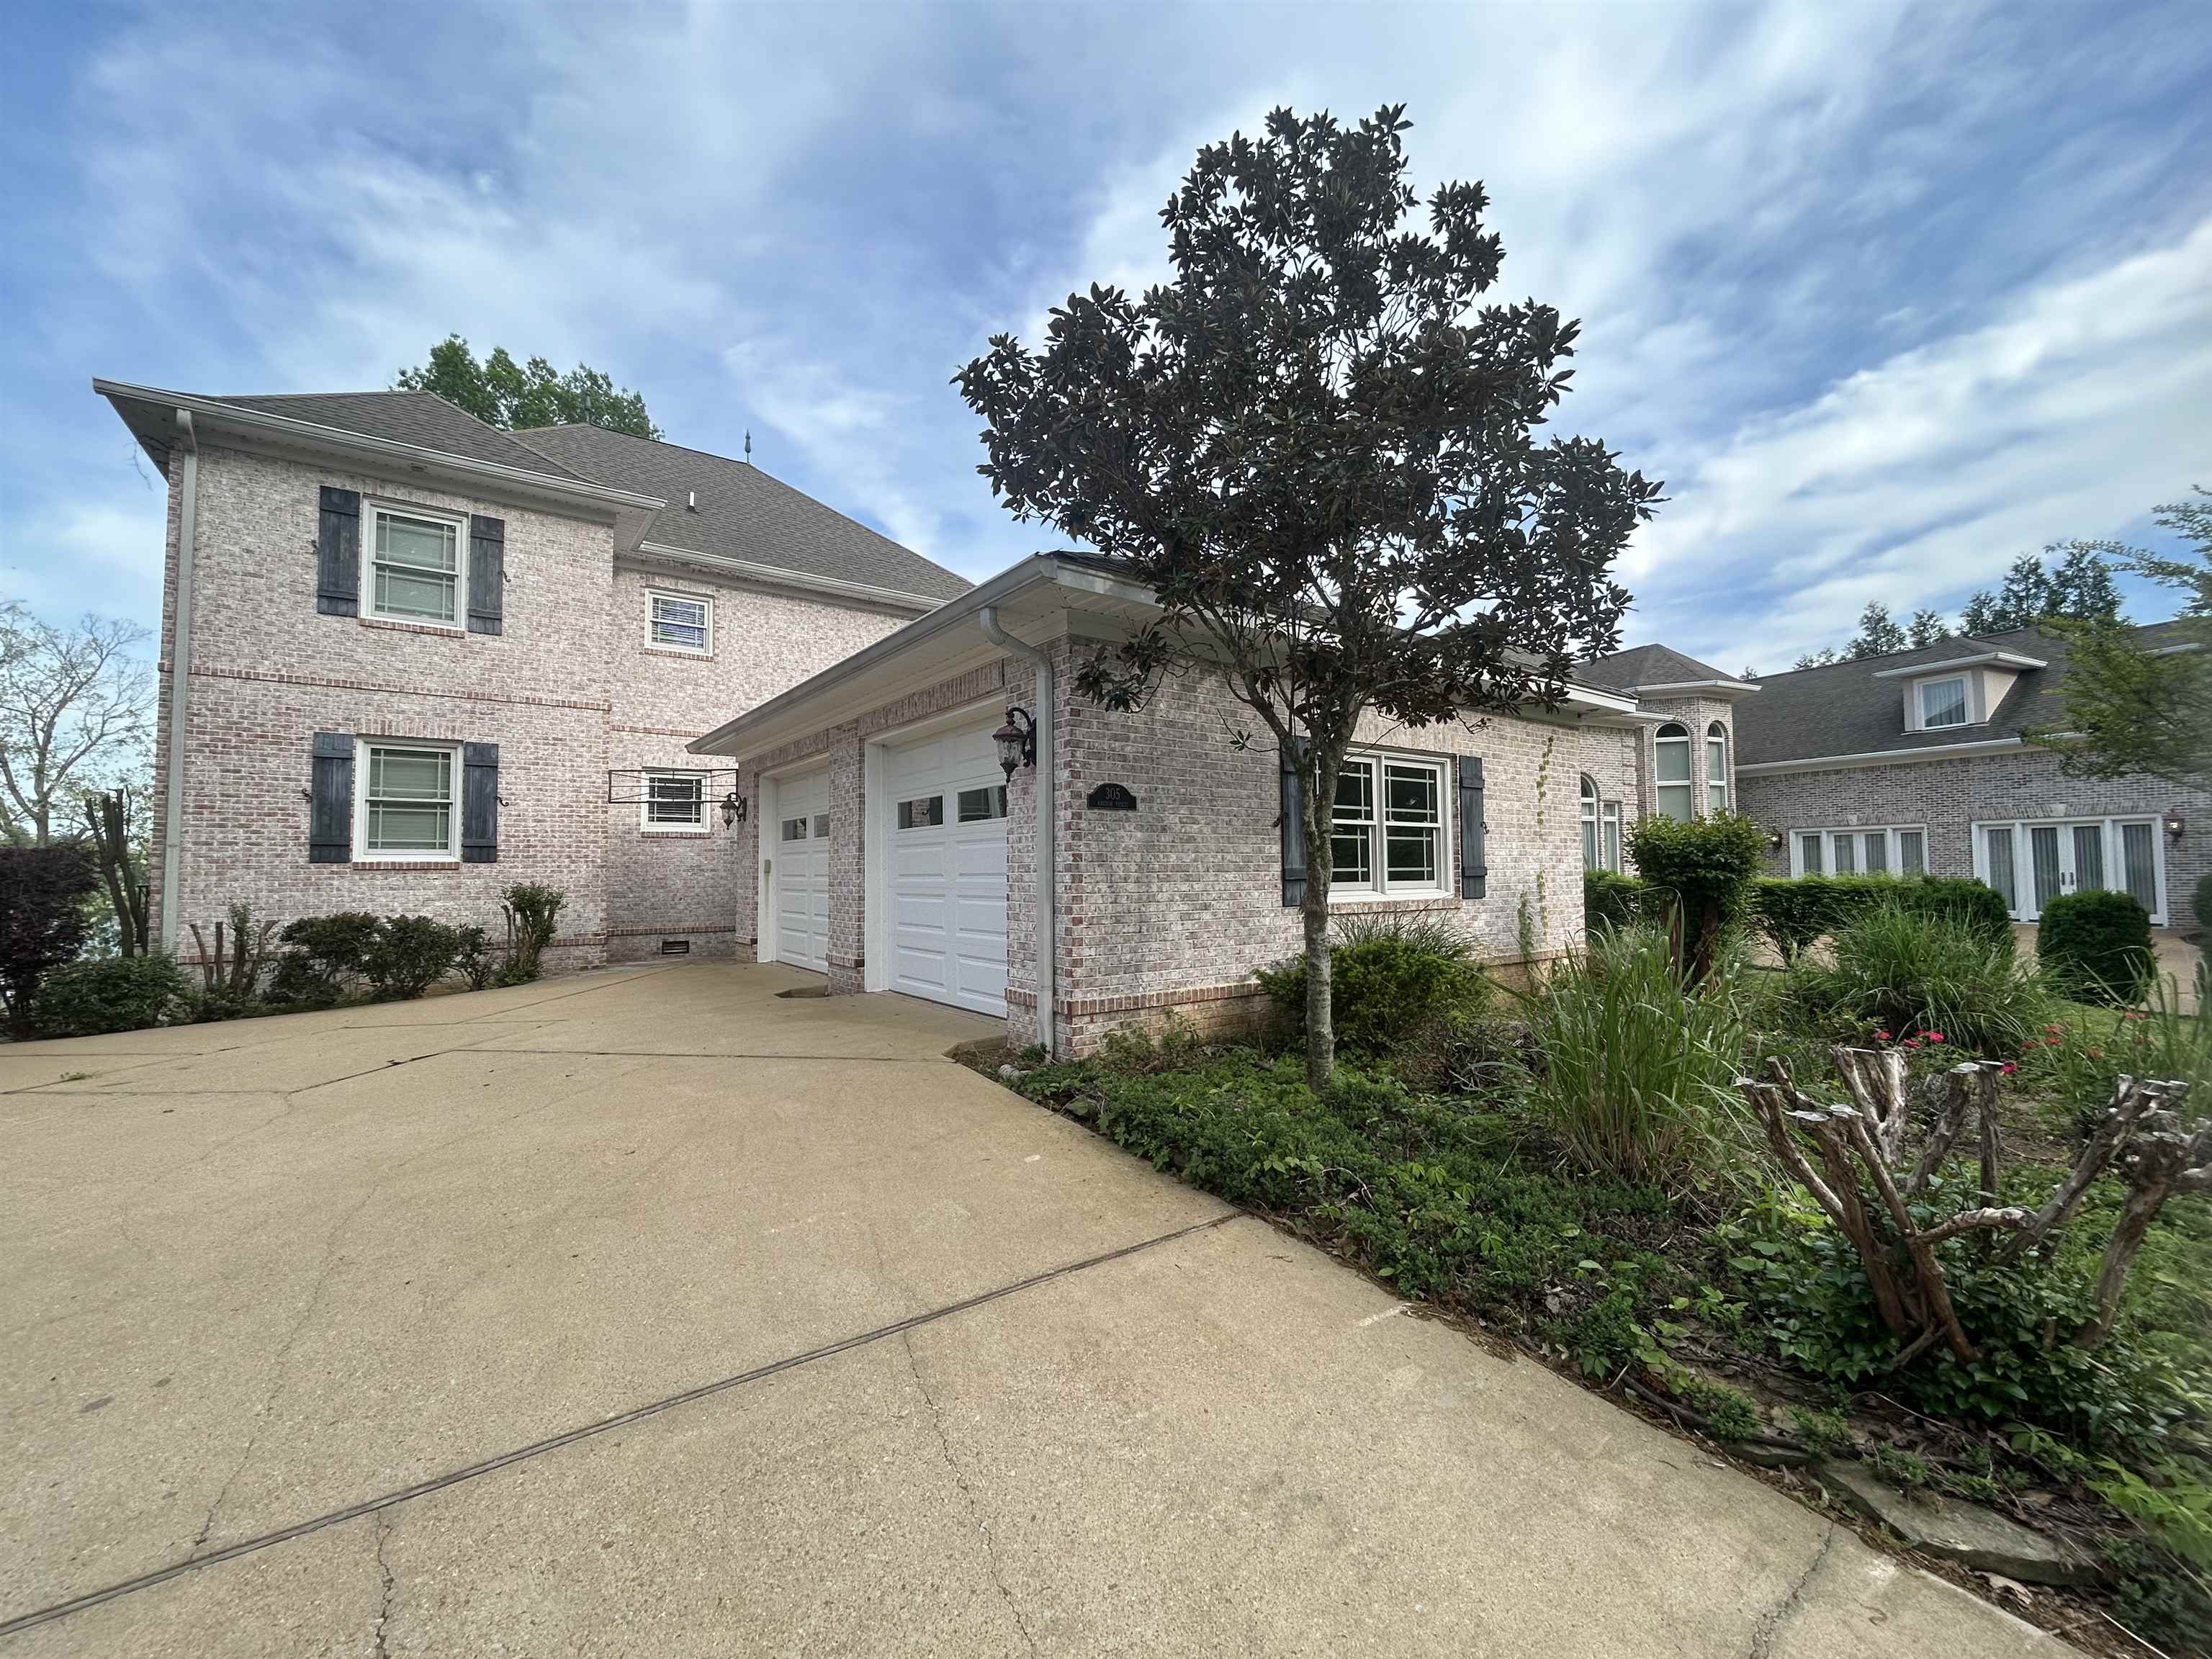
left=957, top=786, right=1007, bottom=822
left=781, top=817, right=807, bottom=842
left=813, top=814, right=830, bottom=838
left=896, top=796, right=943, bottom=830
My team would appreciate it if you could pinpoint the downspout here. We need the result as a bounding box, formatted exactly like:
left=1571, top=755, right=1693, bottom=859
left=158, top=410, right=197, bottom=954
left=978, top=606, right=1054, bottom=1058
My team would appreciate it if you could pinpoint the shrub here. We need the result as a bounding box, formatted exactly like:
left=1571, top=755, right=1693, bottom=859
left=2038, top=889, right=2154, bottom=1005
left=1623, top=810, right=1768, bottom=981
left=1583, top=869, right=1663, bottom=934
left=0, top=843, right=102, bottom=1038
left=1790, top=903, right=2048, bottom=1057
left=1893, top=875, right=2014, bottom=953
left=2192, top=869, right=2212, bottom=944
left=363, top=915, right=464, bottom=1000
left=268, top=912, right=382, bottom=1005
left=1255, top=912, right=1487, bottom=1065
left=498, top=885, right=566, bottom=983
left=1750, top=874, right=1890, bottom=963
left=31, top=954, right=193, bottom=1037
left=452, top=925, right=498, bottom=992
left=1508, top=924, right=1755, bottom=1188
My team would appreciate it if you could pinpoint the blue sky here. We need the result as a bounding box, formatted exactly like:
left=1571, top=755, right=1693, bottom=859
left=2, top=0, right=2207, bottom=673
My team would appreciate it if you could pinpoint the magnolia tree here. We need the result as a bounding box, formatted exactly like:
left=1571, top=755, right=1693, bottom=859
left=957, top=107, right=1656, bottom=1085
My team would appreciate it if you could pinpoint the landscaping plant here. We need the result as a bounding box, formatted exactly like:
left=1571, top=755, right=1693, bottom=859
left=187, top=901, right=278, bottom=997
left=2036, top=888, right=2154, bottom=1006
left=1255, top=911, right=1487, bottom=1068
left=363, top=914, right=464, bottom=1000
left=452, top=925, right=498, bottom=992
left=1582, top=869, right=1657, bottom=935
left=32, top=954, right=192, bottom=1038
left=1789, top=902, right=2046, bottom=1057
left=498, top=884, right=565, bottom=983
left=1620, top=809, right=1767, bottom=982
left=1509, top=924, right=1754, bottom=1189
left=0, top=842, right=101, bottom=1037
left=267, top=911, right=382, bottom=1005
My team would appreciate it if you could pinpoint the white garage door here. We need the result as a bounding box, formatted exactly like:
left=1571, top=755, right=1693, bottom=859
left=769, top=768, right=832, bottom=974
left=884, top=723, right=1009, bottom=1017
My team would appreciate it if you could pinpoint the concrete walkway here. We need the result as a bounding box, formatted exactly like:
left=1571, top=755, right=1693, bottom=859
left=1, top=963, right=2063, bottom=1656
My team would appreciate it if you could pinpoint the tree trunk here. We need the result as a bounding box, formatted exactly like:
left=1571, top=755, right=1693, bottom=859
left=1300, top=743, right=1341, bottom=1092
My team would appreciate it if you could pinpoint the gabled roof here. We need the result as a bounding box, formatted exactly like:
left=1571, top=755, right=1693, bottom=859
left=1578, top=643, right=1757, bottom=695
left=515, top=424, right=971, bottom=605
left=1733, top=621, right=2191, bottom=767
left=212, top=391, right=590, bottom=480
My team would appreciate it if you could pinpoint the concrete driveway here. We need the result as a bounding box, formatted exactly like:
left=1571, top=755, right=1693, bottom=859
left=2, top=963, right=2059, bottom=1656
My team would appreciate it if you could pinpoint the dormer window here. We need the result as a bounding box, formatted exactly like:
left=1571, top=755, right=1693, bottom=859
left=1917, top=675, right=1969, bottom=730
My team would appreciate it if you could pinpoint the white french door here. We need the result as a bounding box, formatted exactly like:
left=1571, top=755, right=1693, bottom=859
left=1974, top=817, right=2164, bottom=924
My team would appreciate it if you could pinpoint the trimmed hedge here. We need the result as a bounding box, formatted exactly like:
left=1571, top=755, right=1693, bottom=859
left=1751, top=873, right=2013, bottom=963
left=1583, top=869, right=1658, bottom=932
left=2037, top=889, right=2154, bottom=1005
left=32, top=955, right=194, bottom=1038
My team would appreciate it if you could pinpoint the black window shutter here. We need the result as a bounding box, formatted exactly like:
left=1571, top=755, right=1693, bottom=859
left=308, top=732, right=354, bottom=863
left=467, top=516, right=505, bottom=635
left=461, top=743, right=500, bottom=863
left=316, top=487, right=359, bottom=616
left=1280, top=737, right=1310, bottom=908
left=1457, top=755, right=1487, bottom=899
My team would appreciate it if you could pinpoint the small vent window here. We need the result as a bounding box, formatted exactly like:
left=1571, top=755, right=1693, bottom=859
left=660, top=938, right=691, bottom=956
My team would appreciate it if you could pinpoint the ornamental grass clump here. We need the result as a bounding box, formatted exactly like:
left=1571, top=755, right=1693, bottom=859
left=1511, top=924, right=1755, bottom=1189
left=1790, top=902, right=2048, bottom=1058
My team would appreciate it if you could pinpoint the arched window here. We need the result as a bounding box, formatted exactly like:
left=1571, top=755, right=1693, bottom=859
left=1581, top=775, right=1622, bottom=871
left=1581, top=775, right=1600, bottom=870
left=1707, top=721, right=1730, bottom=813
left=1654, top=724, right=1693, bottom=821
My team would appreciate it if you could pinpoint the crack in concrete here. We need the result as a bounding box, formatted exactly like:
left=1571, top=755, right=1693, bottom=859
left=370, top=1509, right=397, bottom=1659
left=1748, top=1524, right=1836, bottom=1659
left=901, top=1331, right=1040, bottom=1658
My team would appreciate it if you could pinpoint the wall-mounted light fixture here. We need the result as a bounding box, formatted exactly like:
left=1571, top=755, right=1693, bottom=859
left=2165, top=806, right=2185, bottom=840
left=993, top=706, right=1037, bottom=781
left=721, top=789, right=747, bottom=830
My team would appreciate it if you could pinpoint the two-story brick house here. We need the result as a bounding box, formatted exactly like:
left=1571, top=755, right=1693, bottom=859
left=96, top=380, right=970, bottom=969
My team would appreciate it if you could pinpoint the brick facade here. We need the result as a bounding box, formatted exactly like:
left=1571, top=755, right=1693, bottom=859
left=153, top=441, right=914, bottom=970
left=1736, top=750, right=2208, bottom=931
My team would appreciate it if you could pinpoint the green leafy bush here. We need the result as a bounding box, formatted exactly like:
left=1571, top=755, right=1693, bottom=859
left=2191, top=869, right=2212, bottom=944
left=452, top=925, right=498, bottom=992
left=268, top=912, right=382, bottom=1005
left=498, top=885, right=566, bottom=983
left=1622, top=810, right=1768, bottom=979
left=31, top=954, right=193, bottom=1037
left=1893, top=875, right=2014, bottom=952
left=363, top=915, right=464, bottom=1000
left=2038, top=889, right=2154, bottom=1005
left=1750, top=873, right=2012, bottom=965
left=1508, top=925, right=1755, bottom=1189
left=1583, top=870, right=1658, bottom=933
left=1787, top=903, right=2049, bottom=1057
left=0, top=843, right=102, bottom=1038
left=1255, top=912, right=1487, bottom=1065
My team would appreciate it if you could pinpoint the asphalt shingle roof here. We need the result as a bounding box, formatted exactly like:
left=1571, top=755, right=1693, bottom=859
left=516, top=425, right=971, bottom=602
left=215, top=392, right=588, bottom=480
left=1578, top=643, right=1743, bottom=692
left=1732, top=621, right=2190, bottom=765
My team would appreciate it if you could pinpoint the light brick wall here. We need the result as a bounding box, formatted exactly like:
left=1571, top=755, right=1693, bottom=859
left=1735, top=750, right=2207, bottom=930
left=151, top=441, right=922, bottom=971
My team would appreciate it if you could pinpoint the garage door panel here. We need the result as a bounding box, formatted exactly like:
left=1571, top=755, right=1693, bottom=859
left=881, top=721, right=1008, bottom=1018
left=771, top=770, right=832, bottom=975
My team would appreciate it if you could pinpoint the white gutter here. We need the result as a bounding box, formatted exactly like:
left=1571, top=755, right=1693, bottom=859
left=1620, top=678, right=1761, bottom=695
left=978, top=606, right=1055, bottom=1059
left=158, top=410, right=197, bottom=953
left=631, top=541, right=945, bottom=613
left=1735, top=735, right=2027, bottom=776
left=1869, top=651, right=2045, bottom=678
left=91, top=379, right=665, bottom=516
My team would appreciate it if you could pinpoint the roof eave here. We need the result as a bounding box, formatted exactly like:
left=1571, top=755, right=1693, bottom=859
left=1869, top=651, right=2047, bottom=678
left=1735, top=735, right=2028, bottom=775
left=629, top=541, right=948, bottom=615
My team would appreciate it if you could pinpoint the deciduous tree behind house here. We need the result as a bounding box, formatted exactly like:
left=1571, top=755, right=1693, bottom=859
left=0, top=604, right=152, bottom=849
left=957, top=105, right=1656, bottom=1087
left=395, top=336, right=661, bottom=439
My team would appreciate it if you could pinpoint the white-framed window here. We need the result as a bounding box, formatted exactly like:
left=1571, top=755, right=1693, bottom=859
left=368, top=503, right=466, bottom=626
left=1331, top=751, right=1449, bottom=899
left=647, top=590, right=712, bottom=654
left=640, top=770, right=706, bottom=832
left=1706, top=722, right=1730, bottom=813
left=354, top=740, right=458, bottom=860
left=1917, top=675, right=1969, bottom=729
left=896, top=795, right=944, bottom=830
left=1580, top=775, right=1622, bottom=872
left=957, top=785, right=1008, bottom=822
left=1788, top=825, right=1928, bottom=879
left=1654, top=723, right=1694, bottom=821
left=1973, top=817, right=2165, bottom=923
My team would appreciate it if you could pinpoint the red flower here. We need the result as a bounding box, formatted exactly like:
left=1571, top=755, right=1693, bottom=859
left=1874, top=1030, right=1893, bottom=1042
left=2121, top=1011, right=2145, bottom=1021
left=2045, top=1035, right=2063, bottom=1046
left=1902, top=1038, right=1922, bottom=1049
left=2044, top=1024, right=2062, bottom=1035
left=1927, top=1032, right=1946, bottom=1043
left=2000, top=1063, right=2018, bottom=1075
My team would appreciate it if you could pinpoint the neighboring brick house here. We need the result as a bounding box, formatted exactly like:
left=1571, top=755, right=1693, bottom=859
left=96, top=379, right=970, bottom=970
left=689, top=554, right=1745, bottom=1056
left=1732, top=625, right=2206, bottom=934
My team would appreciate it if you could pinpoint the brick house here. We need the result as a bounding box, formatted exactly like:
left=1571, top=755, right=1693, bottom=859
left=96, top=380, right=971, bottom=969
left=690, top=556, right=1749, bottom=1056
left=1731, top=626, right=2206, bottom=934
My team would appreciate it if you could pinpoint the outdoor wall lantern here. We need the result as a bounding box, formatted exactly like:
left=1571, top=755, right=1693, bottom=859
left=2165, top=806, right=2185, bottom=840
left=721, top=789, right=747, bottom=830
left=994, top=706, right=1038, bottom=781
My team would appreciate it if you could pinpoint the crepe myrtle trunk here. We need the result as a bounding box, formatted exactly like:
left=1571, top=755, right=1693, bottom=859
left=1300, top=741, right=1343, bottom=1089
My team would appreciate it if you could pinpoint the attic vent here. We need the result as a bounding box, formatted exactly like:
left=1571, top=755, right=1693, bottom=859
left=660, top=938, right=691, bottom=956
left=686, top=490, right=696, bottom=512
